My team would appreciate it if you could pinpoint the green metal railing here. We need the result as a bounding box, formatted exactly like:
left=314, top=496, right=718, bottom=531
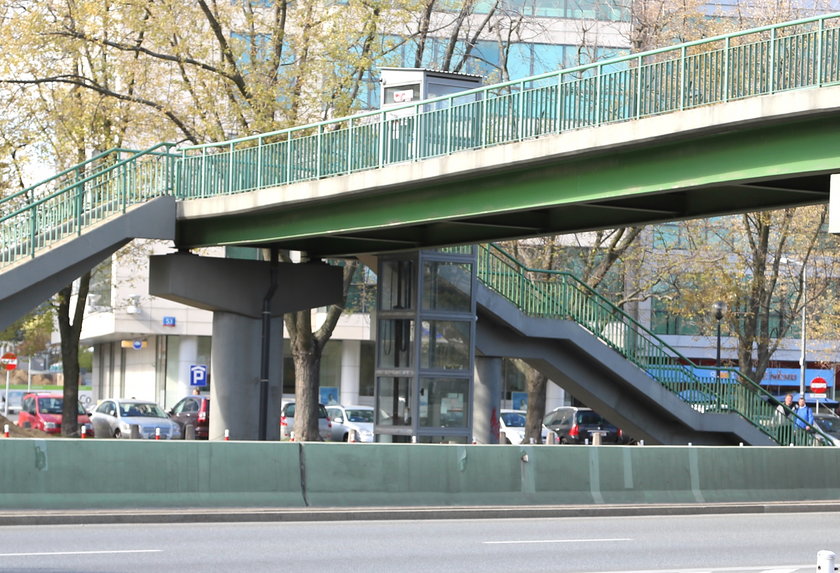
left=3, top=13, right=839, bottom=268
left=0, top=144, right=177, bottom=269
left=175, top=12, right=840, bottom=199
left=477, top=243, right=832, bottom=446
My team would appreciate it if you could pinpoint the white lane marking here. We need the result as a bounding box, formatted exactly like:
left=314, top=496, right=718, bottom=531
left=584, top=566, right=809, bottom=573
left=0, top=549, right=162, bottom=557
left=484, top=537, right=633, bottom=544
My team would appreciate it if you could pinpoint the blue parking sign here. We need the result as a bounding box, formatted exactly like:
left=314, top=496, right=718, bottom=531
left=190, top=364, right=208, bottom=387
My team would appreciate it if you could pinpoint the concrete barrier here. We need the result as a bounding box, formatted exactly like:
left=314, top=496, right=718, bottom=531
left=1, top=440, right=839, bottom=510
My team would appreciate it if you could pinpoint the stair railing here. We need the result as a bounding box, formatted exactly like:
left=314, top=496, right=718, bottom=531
left=0, top=143, right=177, bottom=270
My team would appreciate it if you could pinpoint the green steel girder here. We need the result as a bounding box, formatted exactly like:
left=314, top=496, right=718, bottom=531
left=175, top=113, right=840, bottom=257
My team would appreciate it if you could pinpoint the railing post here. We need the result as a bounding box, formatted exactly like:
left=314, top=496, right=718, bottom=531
left=228, top=142, right=236, bottom=193
left=769, top=27, right=776, bottom=94
left=635, top=55, right=643, bottom=118
left=817, top=17, right=824, bottom=86
left=679, top=46, right=686, bottom=110
left=347, top=119, right=353, bottom=175
left=723, top=36, right=730, bottom=102
left=316, top=124, right=323, bottom=179
left=199, top=150, right=206, bottom=198
left=285, top=131, right=292, bottom=185
left=481, top=93, right=488, bottom=147
left=257, top=136, right=263, bottom=189
left=446, top=100, right=452, bottom=155
left=595, top=64, right=602, bottom=125
left=378, top=112, right=386, bottom=168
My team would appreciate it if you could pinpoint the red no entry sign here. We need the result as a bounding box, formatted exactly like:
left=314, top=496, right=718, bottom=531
left=1, top=352, right=17, bottom=371
left=811, top=376, right=828, bottom=394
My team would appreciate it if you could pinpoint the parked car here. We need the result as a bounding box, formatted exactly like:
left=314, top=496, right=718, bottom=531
left=499, top=409, right=548, bottom=444
left=279, top=402, right=332, bottom=441
left=17, top=393, right=94, bottom=436
left=168, top=395, right=210, bottom=439
left=90, top=398, right=181, bottom=439
left=543, top=406, right=624, bottom=444
left=813, top=413, right=840, bottom=446
left=326, top=404, right=374, bottom=442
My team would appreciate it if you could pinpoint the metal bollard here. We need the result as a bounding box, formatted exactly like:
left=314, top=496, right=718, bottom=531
left=130, top=424, right=141, bottom=439
left=817, top=550, right=836, bottom=572
left=185, top=424, right=196, bottom=440
left=592, top=432, right=602, bottom=446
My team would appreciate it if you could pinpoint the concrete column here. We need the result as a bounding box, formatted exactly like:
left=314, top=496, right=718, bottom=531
left=210, top=312, right=284, bottom=441
left=546, top=379, right=566, bottom=412
left=340, top=340, right=361, bottom=405
left=829, top=173, right=840, bottom=234
left=473, top=356, right=503, bottom=444
left=176, top=336, right=199, bottom=399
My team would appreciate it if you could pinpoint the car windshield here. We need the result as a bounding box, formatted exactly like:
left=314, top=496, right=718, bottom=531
left=501, top=412, right=526, bottom=427
left=346, top=409, right=374, bottom=423
left=817, top=416, right=840, bottom=435
left=37, top=397, right=86, bottom=415
left=285, top=404, right=329, bottom=419
left=576, top=411, right=605, bottom=425
left=120, top=403, right=166, bottom=418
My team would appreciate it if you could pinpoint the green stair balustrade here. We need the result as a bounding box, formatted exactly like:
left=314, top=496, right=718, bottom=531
left=174, top=12, right=840, bottom=201
left=0, top=144, right=177, bottom=270
left=477, top=243, right=831, bottom=447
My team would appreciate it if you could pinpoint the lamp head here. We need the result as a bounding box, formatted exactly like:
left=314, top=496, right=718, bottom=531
left=712, top=300, right=727, bottom=321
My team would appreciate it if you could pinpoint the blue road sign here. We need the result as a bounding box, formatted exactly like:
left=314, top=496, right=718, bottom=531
left=189, top=364, right=208, bottom=387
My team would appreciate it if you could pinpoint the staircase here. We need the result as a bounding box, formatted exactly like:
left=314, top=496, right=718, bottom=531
left=476, top=243, right=829, bottom=446
left=0, top=145, right=177, bottom=328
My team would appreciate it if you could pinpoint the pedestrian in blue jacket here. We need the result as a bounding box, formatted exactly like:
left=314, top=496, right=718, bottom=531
left=794, top=396, right=814, bottom=431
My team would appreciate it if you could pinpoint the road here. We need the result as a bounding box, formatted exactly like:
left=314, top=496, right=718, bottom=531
left=0, top=511, right=836, bottom=572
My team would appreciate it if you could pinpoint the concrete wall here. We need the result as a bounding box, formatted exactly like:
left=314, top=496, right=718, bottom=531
left=1, top=440, right=838, bottom=510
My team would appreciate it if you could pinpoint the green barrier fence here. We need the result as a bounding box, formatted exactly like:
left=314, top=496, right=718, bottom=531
left=1, top=440, right=838, bottom=510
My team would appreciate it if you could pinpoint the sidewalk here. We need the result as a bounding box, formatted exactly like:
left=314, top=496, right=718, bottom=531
left=2, top=500, right=839, bottom=526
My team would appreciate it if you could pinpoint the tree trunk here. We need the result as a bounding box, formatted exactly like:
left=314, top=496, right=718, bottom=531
left=524, top=365, right=547, bottom=444
left=291, top=334, right=322, bottom=441
left=56, top=271, right=90, bottom=438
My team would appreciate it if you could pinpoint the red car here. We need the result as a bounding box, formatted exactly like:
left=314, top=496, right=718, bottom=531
left=167, top=395, right=210, bottom=439
left=17, top=393, right=94, bottom=436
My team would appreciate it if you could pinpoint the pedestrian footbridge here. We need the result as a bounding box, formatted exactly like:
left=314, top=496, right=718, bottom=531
left=2, top=13, right=840, bottom=445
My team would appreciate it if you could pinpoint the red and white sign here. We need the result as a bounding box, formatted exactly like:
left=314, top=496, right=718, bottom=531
left=1, top=352, right=17, bottom=371
left=811, top=376, right=828, bottom=395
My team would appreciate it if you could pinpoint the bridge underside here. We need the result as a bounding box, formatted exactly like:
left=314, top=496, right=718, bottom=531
left=176, top=88, right=840, bottom=258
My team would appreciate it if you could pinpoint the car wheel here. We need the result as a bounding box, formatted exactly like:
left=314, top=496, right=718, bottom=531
left=560, top=437, right=569, bottom=445
left=113, top=428, right=121, bottom=439
left=342, top=433, right=349, bottom=442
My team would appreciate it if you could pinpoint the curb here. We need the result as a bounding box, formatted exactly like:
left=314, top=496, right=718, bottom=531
left=2, top=500, right=839, bottom=526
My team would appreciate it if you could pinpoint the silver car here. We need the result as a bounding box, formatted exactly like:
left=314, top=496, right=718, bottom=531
left=91, top=398, right=182, bottom=439
left=280, top=402, right=332, bottom=441
left=326, top=405, right=375, bottom=442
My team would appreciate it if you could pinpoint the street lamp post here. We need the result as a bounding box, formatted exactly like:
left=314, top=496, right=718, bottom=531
left=782, top=257, right=807, bottom=397
left=713, top=301, right=727, bottom=379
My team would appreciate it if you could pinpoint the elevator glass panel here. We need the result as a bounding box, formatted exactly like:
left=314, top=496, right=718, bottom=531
left=379, top=259, right=415, bottom=311
left=378, top=319, right=414, bottom=369
left=376, top=376, right=412, bottom=426
left=422, top=261, right=472, bottom=312
left=419, top=377, right=469, bottom=428
left=420, top=320, right=471, bottom=370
